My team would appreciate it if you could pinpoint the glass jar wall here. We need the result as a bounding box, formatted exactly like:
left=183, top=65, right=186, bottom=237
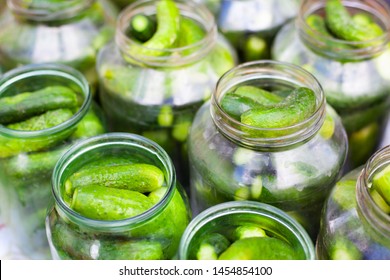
left=272, top=0, right=390, bottom=170
left=0, top=0, right=117, bottom=91
left=97, top=0, right=236, bottom=189
left=0, top=63, right=106, bottom=259
left=188, top=61, right=348, bottom=239
left=179, top=201, right=315, bottom=260
left=46, top=133, right=191, bottom=260
left=317, top=146, right=390, bottom=259
left=195, top=0, right=300, bottom=62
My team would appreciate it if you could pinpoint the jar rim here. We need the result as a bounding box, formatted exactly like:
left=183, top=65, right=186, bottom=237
left=115, top=0, right=218, bottom=67
left=51, top=132, right=177, bottom=231
left=211, top=60, right=326, bottom=149
left=178, top=200, right=315, bottom=260
left=297, top=0, right=390, bottom=61
left=357, top=145, right=390, bottom=239
left=0, top=63, right=91, bottom=138
left=7, top=0, right=95, bottom=22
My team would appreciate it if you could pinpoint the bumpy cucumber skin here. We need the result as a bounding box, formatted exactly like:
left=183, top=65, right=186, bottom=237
left=65, top=163, right=164, bottom=196
left=218, top=237, right=298, bottom=260
left=0, top=86, right=78, bottom=124
left=130, top=0, right=180, bottom=57
left=6, top=108, right=74, bottom=131
left=70, top=185, right=154, bottom=220
left=241, top=87, right=316, bottom=131
left=70, top=107, right=105, bottom=140
left=325, top=0, right=383, bottom=43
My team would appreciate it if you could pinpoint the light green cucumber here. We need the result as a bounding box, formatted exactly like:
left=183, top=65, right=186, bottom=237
left=233, top=225, right=267, bottom=240
left=70, top=185, right=153, bottom=220
left=372, top=164, right=390, bottom=205
left=0, top=86, right=78, bottom=124
left=218, top=237, right=298, bottom=260
left=65, top=163, right=165, bottom=196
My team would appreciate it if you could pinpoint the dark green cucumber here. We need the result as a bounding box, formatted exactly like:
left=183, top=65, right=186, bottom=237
left=70, top=185, right=153, bottom=220
left=241, top=87, right=317, bottom=132
left=196, top=233, right=231, bottom=260
left=218, top=237, right=298, bottom=260
left=129, top=14, right=156, bottom=43
left=65, top=163, right=165, bottom=196
left=98, top=239, right=164, bottom=260
left=129, top=0, right=180, bottom=57
left=3, top=145, right=69, bottom=179
left=349, top=123, right=380, bottom=167
left=0, top=86, right=78, bottom=124
left=6, top=108, right=74, bottom=131
left=325, top=0, right=383, bottom=43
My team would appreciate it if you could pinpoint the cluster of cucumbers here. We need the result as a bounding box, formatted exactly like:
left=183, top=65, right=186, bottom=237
left=195, top=224, right=301, bottom=260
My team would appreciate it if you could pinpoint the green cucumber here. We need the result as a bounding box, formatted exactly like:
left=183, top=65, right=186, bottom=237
left=65, top=163, right=165, bottom=196
left=243, top=35, right=268, bottom=62
left=70, top=108, right=105, bottom=140
left=218, top=237, right=298, bottom=260
left=325, top=0, right=383, bottom=44
left=329, top=236, right=362, bottom=260
left=98, top=239, right=164, bottom=260
left=332, top=180, right=356, bottom=210
left=70, top=185, right=153, bottom=220
left=221, top=86, right=283, bottom=120
left=0, top=86, right=78, bottom=124
left=177, top=17, right=205, bottom=48
left=372, top=165, right=390, bottom=205
left=129, top=14, right=156, bottom=43
left=196, top=233, right=231, bottom=260
left=0, top=109, right=76, bottom=158
left=157, top=105, right=174, bottom=127
left=233, top=225, right=267, bottom=240
left=6, top=108, right=74, bottom=131
left=129, top=0, right=180, bottom=57
left=319, top=110, right=335, bottom=140
left=241, top=87, right=317, bottom=134
left=349, top=123, right=380, bottom=167
left=220, top=93, right=264, bottom=120
left=370, top=189, right=390, bottom=214
left=3, top=145, right=69, bottom=179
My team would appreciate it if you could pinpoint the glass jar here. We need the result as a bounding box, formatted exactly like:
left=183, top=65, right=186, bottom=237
left=46, top=133, right=191, bottom=260
left=178, top=201, right=315, bottom=260
left=0, top=63, right=106, bottom=259
left=272, top=0, right=390, bottom=170
left=188, top=60, right=348, bottom=239
left=317, top=146, right=390, bottom=259
left=195, top=0, right=300, bottom=62
left=0, top=0, right=117, bottom=91
left=97, top=0, right=236, bottom=188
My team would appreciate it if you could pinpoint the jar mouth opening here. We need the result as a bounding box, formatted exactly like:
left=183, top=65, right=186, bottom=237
left=178, top=201, right=315, bottom=260
left=0, top=63, right=91, bottom=139
left=51, top=133, right=176, bottom=230
left=211, top=60, right=326, bottom=149
left=358, top=145, right=390, bottom=238
left=7, top=0, right=95, bottom=21
left=298, top=0, right=390, bottom=60
left=115, top=0, right=217, bottom=67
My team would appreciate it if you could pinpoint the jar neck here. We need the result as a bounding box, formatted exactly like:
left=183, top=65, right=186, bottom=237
left=357, top=146, right=390, bottom=243
left=115, top=0, right=218, bottom=67
left=210, top=60, right=326, bottom=150
left=7, top=0, right=95, bottom=22
left=178, top=201, right=315, bottom=260
left=298, top=0, right=390, bottom=61
left=52, top=133, right=177, bottom=232
left=0, top=63, right=91, bottom=139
